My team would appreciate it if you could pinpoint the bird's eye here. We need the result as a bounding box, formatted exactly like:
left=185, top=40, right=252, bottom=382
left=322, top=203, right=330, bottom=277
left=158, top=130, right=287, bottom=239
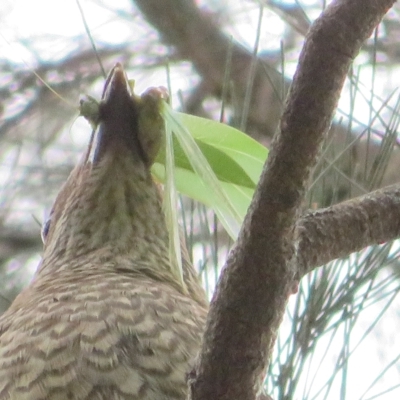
left=41, top=218, right=51, bottom=243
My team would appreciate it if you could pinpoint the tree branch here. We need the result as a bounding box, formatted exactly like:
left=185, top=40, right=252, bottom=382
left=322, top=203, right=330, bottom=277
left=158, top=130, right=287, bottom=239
left=188, top=1, right=395, bottom=400
left=297, top=183, right=400, bottom=276
left=132, top=0, right=287, bottom=138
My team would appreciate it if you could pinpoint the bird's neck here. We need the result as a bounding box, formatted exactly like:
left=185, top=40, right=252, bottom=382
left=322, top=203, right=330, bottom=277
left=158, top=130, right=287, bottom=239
left=38, top=151, right=180, bottom=290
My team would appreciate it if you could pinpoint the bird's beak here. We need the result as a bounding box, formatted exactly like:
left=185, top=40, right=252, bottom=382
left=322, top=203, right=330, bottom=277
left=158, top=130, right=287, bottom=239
left=93, top=63, right=145, bottom=164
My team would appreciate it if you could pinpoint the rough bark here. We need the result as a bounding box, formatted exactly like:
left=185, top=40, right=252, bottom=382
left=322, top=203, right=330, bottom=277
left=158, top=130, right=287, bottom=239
left=297, top=183, right=400, bottom=276
left=187, top=1, right=396, bottom=400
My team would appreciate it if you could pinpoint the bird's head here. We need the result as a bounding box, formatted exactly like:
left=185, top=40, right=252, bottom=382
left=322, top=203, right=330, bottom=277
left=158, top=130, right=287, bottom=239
left=38, top=63, right=179, bottom=287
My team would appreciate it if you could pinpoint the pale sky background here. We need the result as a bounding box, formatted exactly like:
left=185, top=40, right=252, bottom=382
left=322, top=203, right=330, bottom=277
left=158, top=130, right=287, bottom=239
left=1, top=1, right=400, bottom=399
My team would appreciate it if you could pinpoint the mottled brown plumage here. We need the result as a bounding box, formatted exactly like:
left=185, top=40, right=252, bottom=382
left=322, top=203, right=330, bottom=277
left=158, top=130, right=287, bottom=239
left=0, top=64, right=208, bottom=399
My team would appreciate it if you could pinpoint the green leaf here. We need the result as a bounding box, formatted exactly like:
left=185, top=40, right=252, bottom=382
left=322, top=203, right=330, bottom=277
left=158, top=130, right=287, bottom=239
left=156, top=137, right=255, bottom=189
left=163, top=119, right=184, bottom=288
left=152, top=163, right=254, bottom=222
left=177, top=113, right=268, bottom=185
left=156, top=103, right=268, bottom=239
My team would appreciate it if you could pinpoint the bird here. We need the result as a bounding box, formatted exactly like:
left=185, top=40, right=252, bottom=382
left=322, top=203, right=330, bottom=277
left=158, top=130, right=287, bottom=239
left=0, top=63, right=208, bottom=399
